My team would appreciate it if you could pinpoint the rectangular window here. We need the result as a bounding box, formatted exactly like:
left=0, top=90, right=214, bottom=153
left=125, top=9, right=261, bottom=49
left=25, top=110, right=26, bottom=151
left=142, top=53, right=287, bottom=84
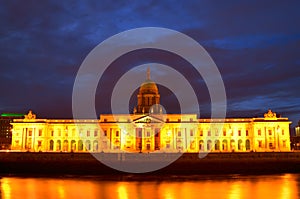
left=269, top=142, right=273, bottom=149
left=208, top=130, right=211, bottom=136
left=51, top=130, right=54, bottom=137
left=238, top=130, right=241, bottom=136
left=116, top=131, right=119, bottom=137
left=215, top=129, right=219, bottom=136
left=246, top=130, right=249, bottom=136
left=258, top=140, right=262, bottom=148
left=178, top=131, right=181, bottom=137
left=283, top=140, right=286, bottom=148
left=199, top=130, right=203, bottom=136
left=223, top=130, right=226, bottom=136
left=94, top=130, right=98, bottom=137
left=87, top=130, right=90, bottom=137
left=282, top=130, right=284, bottom=136
left=38, top=129, right=42, bottom=136
left=258, top=129, right=261, bottom=136
left=146, top=131, right=150, bottom=137
left=190, top=129, right=194, bottom=136
left=28, top=130, right=32, bottom=136
left=38, top=141, right=42, bottom=147
left=104, top=130, right=107, bottom=136
left=268, top=130, right=272, bottom=136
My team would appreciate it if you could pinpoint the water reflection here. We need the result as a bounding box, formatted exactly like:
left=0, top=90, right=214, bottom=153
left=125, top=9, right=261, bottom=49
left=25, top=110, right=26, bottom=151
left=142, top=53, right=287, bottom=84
left=0, top=174, right=299, bottom=199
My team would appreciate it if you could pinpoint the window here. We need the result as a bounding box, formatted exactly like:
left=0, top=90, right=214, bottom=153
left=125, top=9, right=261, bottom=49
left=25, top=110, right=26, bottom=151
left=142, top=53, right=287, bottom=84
left=87, top=130, right=90, bottom=137
left=28, top=130, right=32, bottom=136
left=246, top=130, right=249, bottom=136
left=215, top=140, right=220, bottom=150
left=51, top=130, right=54, bottom=137
left=208, top=130, right=211, bottom=136
left=238, top=139, right=242, bottom=150
left=223, top=130, right=226, bottom=136
left=146, top=131, right=150, bottom=137
left=38, top=141, right=42, bottom=147
left=283, top=140, right=286, bottom=148
left=268, top=130, right=272, bottom=136
left=199, top=130, right=203, bottom=136
left=38, top=129, right=42, bottom=136
left=94, top=129, right=98, bottom=137
left=178, top=131, right=181, bottom=137
left=258, top=129, right=261, bottom=136
left=104, top=130, right=107, bottom=136
left=190, top=130, right=194, bottom=136
left=269, top=142, right=273, bottom=149
left=58, top=129, right=61, bottom=136
left=282, top=130, right=284, bottom=136
left=104, top=118, right=107, bottom=122
left=258, top=140, right=262, bottom=148
left=238, top=130, right=241, bottom=136
left=245, top=139, right=250, bottom=150
left=215, top=129, right=219, bottom=136
left=116, top=131, right=119, bottom=137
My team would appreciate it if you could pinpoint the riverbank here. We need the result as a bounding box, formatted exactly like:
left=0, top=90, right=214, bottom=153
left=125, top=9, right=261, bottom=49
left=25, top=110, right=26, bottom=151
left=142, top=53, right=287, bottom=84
left=0, top=152, right=300, bottom=176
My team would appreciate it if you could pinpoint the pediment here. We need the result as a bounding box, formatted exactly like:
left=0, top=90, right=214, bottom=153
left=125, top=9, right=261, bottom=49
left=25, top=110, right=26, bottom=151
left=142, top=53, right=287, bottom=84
left=132, top=115, right=164, bottom=124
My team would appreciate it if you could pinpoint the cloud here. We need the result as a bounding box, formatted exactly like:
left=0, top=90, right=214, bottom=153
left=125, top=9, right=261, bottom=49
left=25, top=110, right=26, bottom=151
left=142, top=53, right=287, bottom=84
left=0, top=1, right=300, bottom=126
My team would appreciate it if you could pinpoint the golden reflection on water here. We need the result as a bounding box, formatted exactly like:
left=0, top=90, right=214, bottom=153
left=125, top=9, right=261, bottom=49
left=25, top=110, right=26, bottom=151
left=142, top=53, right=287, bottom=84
left=0, top=174, right=299, bottom=199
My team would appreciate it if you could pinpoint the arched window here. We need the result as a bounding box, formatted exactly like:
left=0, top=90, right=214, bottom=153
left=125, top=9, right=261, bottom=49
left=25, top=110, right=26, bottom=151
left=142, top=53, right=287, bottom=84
left=71, top=140, right=76, bottom=151
left=85, top=140, right=91, bottom=151
left=93, top=140, right=98, bottom=152
left=78, top=140, right=83, bottom=151
left=230, top=139, right=235, bottom=151
left=238, top=139, right=243, bottom=150
left=245, top=139, right=250, bottom=150
left=199, top=140, right=204, bottom=151
left=207, top=140, right=212, bottom=150
left=215, top=140, right=220, bottom=151
left=56, top=140, right=61, bottom=151
left=49, top=140, right=54, bottom=151
left=222, top=140, right=228, bottom=151
left=63, top=140, right=68, bottom=151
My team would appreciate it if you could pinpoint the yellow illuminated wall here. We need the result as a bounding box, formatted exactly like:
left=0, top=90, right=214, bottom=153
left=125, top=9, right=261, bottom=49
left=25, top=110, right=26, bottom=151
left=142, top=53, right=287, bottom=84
left=11, top=110, right=291, bottom=152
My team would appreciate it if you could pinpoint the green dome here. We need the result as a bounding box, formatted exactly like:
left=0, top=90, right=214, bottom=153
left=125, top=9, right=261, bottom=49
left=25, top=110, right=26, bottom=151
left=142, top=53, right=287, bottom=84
left=139, top=79, right=159, bottom=94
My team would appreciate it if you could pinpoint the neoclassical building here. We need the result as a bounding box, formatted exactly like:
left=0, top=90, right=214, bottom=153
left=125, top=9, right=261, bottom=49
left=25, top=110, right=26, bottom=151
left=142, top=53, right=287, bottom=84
left=11, top=70, right=291, bottom=153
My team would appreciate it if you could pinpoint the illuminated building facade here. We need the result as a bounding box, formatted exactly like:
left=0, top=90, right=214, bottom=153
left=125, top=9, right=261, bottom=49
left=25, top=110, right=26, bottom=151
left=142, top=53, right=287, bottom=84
left=11, top=70, right=291, bottom=152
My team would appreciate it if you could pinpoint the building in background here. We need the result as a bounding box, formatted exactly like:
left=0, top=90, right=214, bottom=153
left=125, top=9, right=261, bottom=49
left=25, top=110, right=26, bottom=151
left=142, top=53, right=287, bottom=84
left=290, top=121, right=300, bottom=150
left=10, top=70, right=291, bottom=153
left=295, top=121, right=300, bottom=136
left=0, top=113, right=24, bottom=149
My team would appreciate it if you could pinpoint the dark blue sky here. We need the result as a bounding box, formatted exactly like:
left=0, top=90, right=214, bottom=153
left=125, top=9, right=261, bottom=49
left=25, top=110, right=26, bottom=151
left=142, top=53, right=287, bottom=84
left=1, top=1, right=300, bottom=126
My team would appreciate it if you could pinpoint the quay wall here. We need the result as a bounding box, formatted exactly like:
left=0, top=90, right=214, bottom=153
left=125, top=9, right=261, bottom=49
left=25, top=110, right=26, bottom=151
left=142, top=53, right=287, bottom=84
left=0, top=152, right=300, bottom=175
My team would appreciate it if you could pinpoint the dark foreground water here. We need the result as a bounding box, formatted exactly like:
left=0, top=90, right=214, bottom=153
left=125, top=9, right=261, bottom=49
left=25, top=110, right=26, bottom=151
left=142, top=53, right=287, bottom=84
left=1, top=174, right=300, bottom=199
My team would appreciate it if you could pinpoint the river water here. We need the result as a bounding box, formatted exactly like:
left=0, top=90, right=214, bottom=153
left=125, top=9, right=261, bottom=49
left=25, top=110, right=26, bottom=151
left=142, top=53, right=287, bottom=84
left=1, top=174, right=300, bottom=199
